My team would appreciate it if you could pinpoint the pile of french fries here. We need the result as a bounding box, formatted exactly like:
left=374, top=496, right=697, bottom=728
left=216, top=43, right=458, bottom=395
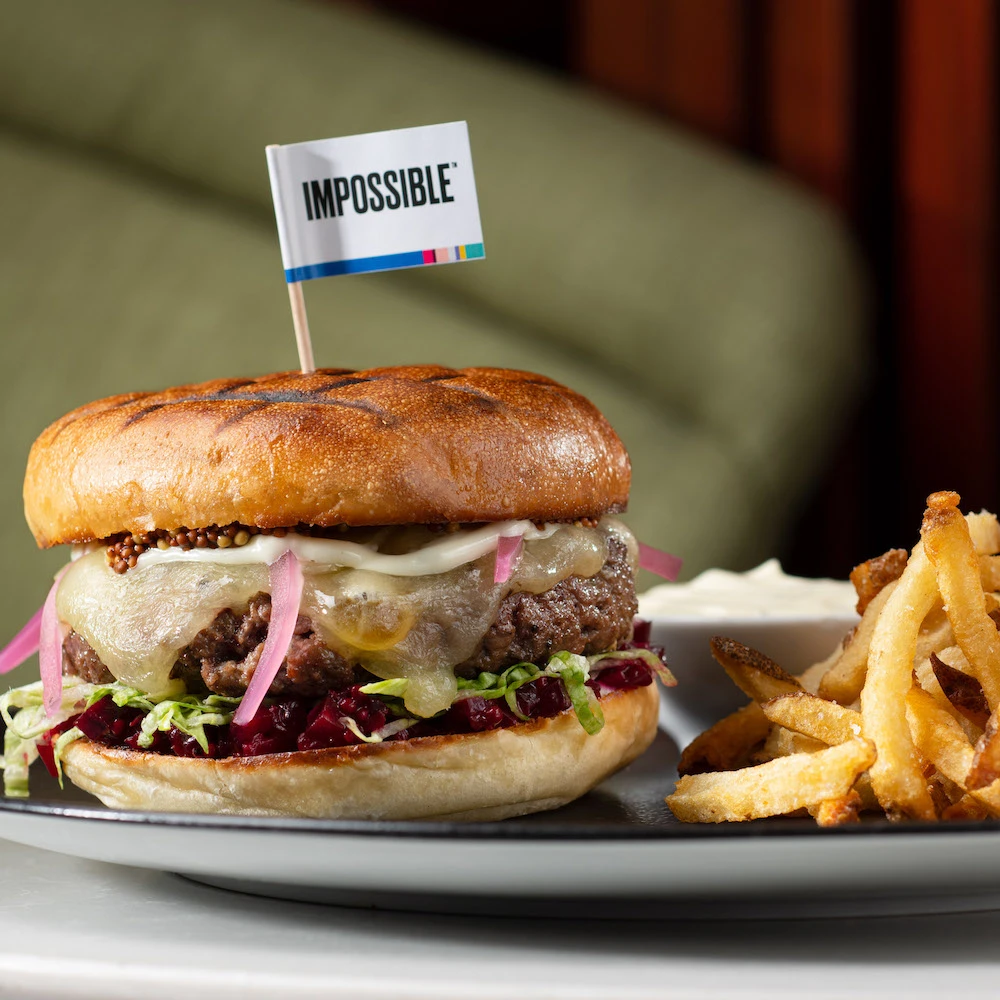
left=667, top=491, right=1000, bottom=825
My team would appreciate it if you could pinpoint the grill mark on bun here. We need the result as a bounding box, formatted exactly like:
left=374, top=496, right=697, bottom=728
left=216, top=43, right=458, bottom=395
left=121, top=402, right=168, bottom=428
left=212, top=401, right=272, bottom=434
left=431, top=383, right=503, bottom=410
left=508, top=375, right=560, bottom=387
left=216, top=379, right=258, bottom=391
left=313, top=375, right=380, bottom=392
left=121, top=387, right=398, bottom=430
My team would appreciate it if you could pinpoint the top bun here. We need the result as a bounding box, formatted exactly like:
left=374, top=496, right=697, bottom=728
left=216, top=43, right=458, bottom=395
left=24, top=366, right=630, bottom=546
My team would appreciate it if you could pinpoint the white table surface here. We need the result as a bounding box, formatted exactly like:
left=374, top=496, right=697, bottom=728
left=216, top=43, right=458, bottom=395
left=0, top=838, right=997, bottom=999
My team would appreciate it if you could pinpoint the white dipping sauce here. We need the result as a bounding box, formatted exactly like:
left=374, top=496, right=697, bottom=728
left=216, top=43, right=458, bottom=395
left=638, top=559, right=857, bottom=620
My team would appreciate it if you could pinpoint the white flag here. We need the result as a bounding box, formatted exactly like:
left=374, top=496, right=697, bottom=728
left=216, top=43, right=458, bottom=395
left=266, top=121, right=485, bottom=282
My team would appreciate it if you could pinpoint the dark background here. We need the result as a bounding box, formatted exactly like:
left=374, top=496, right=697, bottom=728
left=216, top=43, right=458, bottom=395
left=341, top=0, right=998, bottom=580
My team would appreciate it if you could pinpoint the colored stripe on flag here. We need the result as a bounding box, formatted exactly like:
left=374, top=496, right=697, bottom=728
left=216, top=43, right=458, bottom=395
left=284, top=243, right=485, bottom=282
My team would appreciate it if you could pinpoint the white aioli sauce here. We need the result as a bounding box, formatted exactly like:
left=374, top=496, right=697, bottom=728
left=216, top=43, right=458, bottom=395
left=131, top=520, right=560, bottom=576
left=638, top=559, right=857, bottom=620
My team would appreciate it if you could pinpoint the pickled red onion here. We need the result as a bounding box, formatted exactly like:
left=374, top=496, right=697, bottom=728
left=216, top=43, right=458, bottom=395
left=494, top=534, right=524, bottom=584
left=638, top=542, right=683, bottom=581
left=40, top=568, right=69, bottom=717
left=0, top=606, right=42, bottom=675
left=232, top=550, right=304, bottom=726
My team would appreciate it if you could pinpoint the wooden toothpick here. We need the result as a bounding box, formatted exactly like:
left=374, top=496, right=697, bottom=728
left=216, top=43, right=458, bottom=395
left=286, top=280, right=315, bottom=374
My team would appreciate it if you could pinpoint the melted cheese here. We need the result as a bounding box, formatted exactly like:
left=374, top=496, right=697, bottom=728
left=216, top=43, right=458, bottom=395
left=56, top=519, right=635, bottom=717
left=57, top=557, right=269, bottom=695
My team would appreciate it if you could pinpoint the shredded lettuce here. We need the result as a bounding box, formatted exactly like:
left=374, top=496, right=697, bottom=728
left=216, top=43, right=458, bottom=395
left=451, top=647, right=673, bottom=736
left=2, top=726, right=33, bottom=798
left=135, top=693, right=241, bottom=752
left=374, top=717, right=416, bottom=740
left=362, top=655, right=609, bottom=734
left=0, top=678, right=96, bottom=797
left=0, top=645, right=669, bottom=797
left=453, top=652, right=607, bottom=735
left=77, top=680, right=242, bottom=753
left=588, top=647, right=677, bottom=687
left=546, top=651, right=605, bottom=735
left=340, top=715, right=417, bottom=744
left=51, top=726, right=84, bottom=787
left=358, top=677, right=410, bottom=699
left=0, top=681, right=240, bottom=796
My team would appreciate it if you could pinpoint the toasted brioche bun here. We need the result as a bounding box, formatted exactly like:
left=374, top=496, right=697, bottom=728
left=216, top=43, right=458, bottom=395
left=24, top=366, right=630, bottom=547
left=61, top=684, right=659, bottom=820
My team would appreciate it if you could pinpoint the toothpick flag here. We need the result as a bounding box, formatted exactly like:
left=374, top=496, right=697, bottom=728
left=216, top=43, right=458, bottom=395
left=266, top=121, right=485, bottom=371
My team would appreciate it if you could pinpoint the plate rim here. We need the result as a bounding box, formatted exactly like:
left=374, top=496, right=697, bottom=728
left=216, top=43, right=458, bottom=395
left=0, top=796, right=996, bottom=842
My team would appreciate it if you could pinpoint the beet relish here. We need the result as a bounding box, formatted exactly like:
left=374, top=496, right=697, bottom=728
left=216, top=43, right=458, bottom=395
left=43, top=658, right=656, bottom=769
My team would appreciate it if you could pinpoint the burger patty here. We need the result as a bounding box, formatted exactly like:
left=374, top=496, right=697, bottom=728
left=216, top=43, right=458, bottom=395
left=456, top=536, right=636, bottom=675
left=63, top=537, right=636, bottom=697
left=64, top=597, right=359, bottom=698
left=172, top=597, right=354, bottom=697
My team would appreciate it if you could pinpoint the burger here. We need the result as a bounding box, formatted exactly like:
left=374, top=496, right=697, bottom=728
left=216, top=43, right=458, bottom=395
left=0, top=365, right=673, bottom=820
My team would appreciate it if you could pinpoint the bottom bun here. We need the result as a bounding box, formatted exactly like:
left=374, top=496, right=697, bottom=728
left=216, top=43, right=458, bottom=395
left=62, top=684, right=660, bottom=820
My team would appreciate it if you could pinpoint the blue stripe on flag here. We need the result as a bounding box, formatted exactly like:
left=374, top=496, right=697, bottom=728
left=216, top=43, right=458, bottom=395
left=285, top=250, right=426, bottom=282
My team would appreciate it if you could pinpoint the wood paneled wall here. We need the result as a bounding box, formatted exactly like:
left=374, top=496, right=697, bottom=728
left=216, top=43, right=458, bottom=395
left=579, top=0, right=748, bottom=147
left=896, top=0, right=996, bottom=515
left=578, top=0, right=998, bottom=569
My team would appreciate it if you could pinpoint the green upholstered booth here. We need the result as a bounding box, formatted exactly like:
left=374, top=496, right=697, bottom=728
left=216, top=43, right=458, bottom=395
left=0, top=0, right=865, bottom=682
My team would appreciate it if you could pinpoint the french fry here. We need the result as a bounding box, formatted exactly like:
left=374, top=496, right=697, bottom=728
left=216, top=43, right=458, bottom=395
left=860, top=536, right=937, bottom=820
left=922, top=491, right=1000, bottom=710
left=808, top=791, right=862, bottom=827
left=966, top=510, right=1000, bottom=555
left=942, top=795, right=990, bottom=821
left=915, top=605, right=953, bottom=662
left=676, top=702, right=770, bottom=776
left=913, top=648, right=984, bottom=744
left=850, top=548, right=908, bottom=615
left=761, top=692, right=863, bottom=746
left=914, top=652, right=953, bottom=708
left=667, top=738, right=876, bottom=823
left=797, top=642, right=844, bottom=694
left=904, top=688, right=974, bottom=793
left=968, top=714, right=1000, bottom=790
left=905, top=687, right=1000, bottom=817
left=980, top=555, right=1000, bottom=592
left=929, top=650, right=990, bottom=729
left=927, top=774, right=961, bottom=815
left=818, top=581, right=897, bottom=705
left=757, top=724, right=824, bottom=762
left=672, top=495, right=1000, bottom=827
left=709, top=636, right=802, bottom=703
left=853, top=772, right=879, bottom=813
